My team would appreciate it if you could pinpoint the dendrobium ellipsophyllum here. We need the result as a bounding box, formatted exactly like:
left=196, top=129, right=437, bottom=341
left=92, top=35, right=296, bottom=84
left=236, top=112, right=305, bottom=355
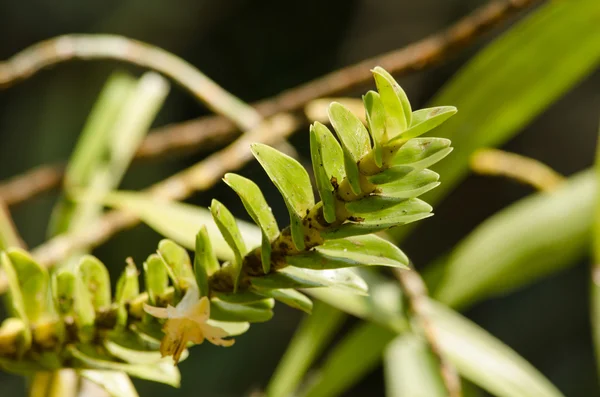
left=144, top=283, right=234, bottom=364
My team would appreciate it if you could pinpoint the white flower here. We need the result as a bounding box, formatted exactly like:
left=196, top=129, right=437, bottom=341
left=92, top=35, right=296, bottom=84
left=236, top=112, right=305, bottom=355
left=144, top=285, right=234, bottom=364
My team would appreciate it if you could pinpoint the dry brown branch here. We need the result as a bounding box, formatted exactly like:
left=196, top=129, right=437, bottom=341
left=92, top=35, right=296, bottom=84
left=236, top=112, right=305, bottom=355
left=394, top=268, right=462, bottom=397
left=0, top=0, right=542, bottom=207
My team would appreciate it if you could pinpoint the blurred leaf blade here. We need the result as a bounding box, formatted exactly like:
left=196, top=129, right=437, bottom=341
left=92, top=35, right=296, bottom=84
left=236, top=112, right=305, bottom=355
left=384, top=333, right=448, bottom=397
left=592, top=117, right=600, bottom=375
left=430, top=170, right=594, bottom=309
left=266, top=303, right=346, bottom=397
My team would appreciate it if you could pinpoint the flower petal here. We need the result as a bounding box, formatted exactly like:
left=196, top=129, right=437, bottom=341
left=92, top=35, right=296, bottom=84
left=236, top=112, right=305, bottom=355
left=143, top=303, right=169, bottom=319
left=188, top=296, right=210, bottom=324
left=202, top=323, right=235, bottom=347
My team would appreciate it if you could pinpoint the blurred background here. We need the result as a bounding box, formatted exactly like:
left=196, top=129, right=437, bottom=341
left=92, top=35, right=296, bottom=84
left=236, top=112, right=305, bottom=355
left=0, top=0, right=599, bottom=396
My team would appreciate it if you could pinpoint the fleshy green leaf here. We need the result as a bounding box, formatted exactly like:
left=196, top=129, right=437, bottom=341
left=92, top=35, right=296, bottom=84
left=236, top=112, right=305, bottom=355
left=324, top=199, right=433, bottom=238
left=210, top=199, right=247, bottom=292
left=389, top=138, right=453, bottom=170
left=251, top=143, right=314, bottom=250
left=77, top=255, right=111, bottom=310
left=328, top=102, right=371, bottom=195
left=104, top=340, right=164, bottom=364
left=210, top=300, right=273, bottom=323
left=363, top=91, right=385, bottom=166
left=310, top=123, right=345, bottom=223
left=389, top=106, right=457, bottom=143
left=157, top=239, right=195, bottom=291
left=69, top=346, right=180, bottom=387
left=53, top=267, right=95, bottom=341
left=194, top=226, right=219, bottom=297
left=372, top=66, right=412, bottom=139
left=100, top=191, right=260, bottom=262
left=115, top=261, right=139, bottom=326
left=143, top=254, right=168, bottom=305
left=251, top=267, right=368, bottom=295
left=0, top=318, right=31, bottom=359
left=224, top=173, right=279, bottom=273
left=374, top=169, right=440, bottom=200
left=205, top=320, right=250, bottom=336
left=2, top=249, right=56, bottom=324
left=256, top=288, right=313, bottom=314
left=384, top=333, right=448, bottom=397
left=213, top=291, right=266, bottom=304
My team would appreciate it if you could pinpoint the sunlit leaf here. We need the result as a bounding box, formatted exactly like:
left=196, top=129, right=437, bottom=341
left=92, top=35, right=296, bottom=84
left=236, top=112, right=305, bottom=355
left=210, top=300, right=273, bottom=323
left=372, top=66, right=411, bottom=139
left=143, top=254, right=168, bottom=305
left=194, top=226, right=219, bottom=297
left=310, top=123, right=345, bottom=223
left=115, top=261, right=139, bottom=326
left=251, top=143, right=314, bottom=250
left=210, top=200, right=247, bottom=292
left=251, top=267, right=368, bottom=295
left=224, top=173, right=279, bottom=273
left=389, top=138, right=453, bottom=170
left=77, top=255, right=111, bottom=310
left=363, top=91, right=385, bottom=167
left=328, top=102, right=371, bottom=194
left=79, top=370, right=139, bottom=397
left=256, top=288, right=313, bottom=314
left=389, top=106, right=457, bottom=143
left=157, top=239, right=195, bottom=292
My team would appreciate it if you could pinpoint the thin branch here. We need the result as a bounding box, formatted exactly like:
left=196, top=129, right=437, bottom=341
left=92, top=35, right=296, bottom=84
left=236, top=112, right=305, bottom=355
left=29, top=114, right=300, bottom=269
left=470, top=148, right=565, bottom=191
left=0, top=0, right=542, bottom=207
left=0, top=199, right=26, bottom=250
left=0, top=34, right=261, bottom=130
left=393, top=268, right=462, bottom=397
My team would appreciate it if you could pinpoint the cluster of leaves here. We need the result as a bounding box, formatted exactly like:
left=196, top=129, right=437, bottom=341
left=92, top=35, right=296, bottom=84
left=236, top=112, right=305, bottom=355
left=0, top=67, right=456, bottom=387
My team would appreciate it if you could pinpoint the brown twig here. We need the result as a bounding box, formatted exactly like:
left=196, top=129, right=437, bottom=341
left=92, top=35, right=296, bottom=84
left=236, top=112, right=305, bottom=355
left=0, top=0, right=542, bottom=207
left=393, top=268, right=462, bottom=397
left=29, top=114, right=300, bottom=269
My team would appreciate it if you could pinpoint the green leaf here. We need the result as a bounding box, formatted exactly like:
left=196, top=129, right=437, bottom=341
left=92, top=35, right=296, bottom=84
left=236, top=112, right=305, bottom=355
left=363, top=91, right=385, bottom=167
left=425, top=300, right=564, bottom=397
left=389, top=138, right=453, bottom=170
left=115, top=261, right=139, bottom=326
left=424, top=0, right=600, bottom=208
left=143, top=254, right=168, bottom=305
left=592, top=118, right=600, bottom=376
left=2, top=249, right=56, bottom=324
left=224, top=173, right=279, bottom=273
left=210, top=300, right=273, bottom=323
left=372, top=66, right=411, bottom=139
left=76, top=255, right=111, bottom=310
left=389, top=106, right=457, bottom=143
left=213, top=291, right=266, bottom=304
left=100, top=191, right=261, bottom=262
left=430, top=170, right=594, bottom=309
left=69, top=346, right=180, bottom=387
left=79, top=371, right=139, bottom=397
left=251, top=143, right=314, bottom=250
left=0, top=318, right=31, bottom=359
left=210, top=199, right=247, bottom=292
left=286, top=235, right=408, bottom=270
left=324, top=199, right=433, bottom=238
left=251, top=267, right=368, bottom=295
left=384, top=333, right=448, bottom=397
left=310, top=123, right=345, bottom=224
left=194, top=226, right=219, bottom=297
left=266, top=303, right=346, bottom=397
left=53, top=266, right=95, bottom=341
left=302, top=322, right=397, bottom=397
left=309, top=271, right=563, bottom=397
left=157, top=239, right=195, bottom=291
left=328, top=102, right=371, bottom=195
left=256, top=288, right=313, bottom=314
